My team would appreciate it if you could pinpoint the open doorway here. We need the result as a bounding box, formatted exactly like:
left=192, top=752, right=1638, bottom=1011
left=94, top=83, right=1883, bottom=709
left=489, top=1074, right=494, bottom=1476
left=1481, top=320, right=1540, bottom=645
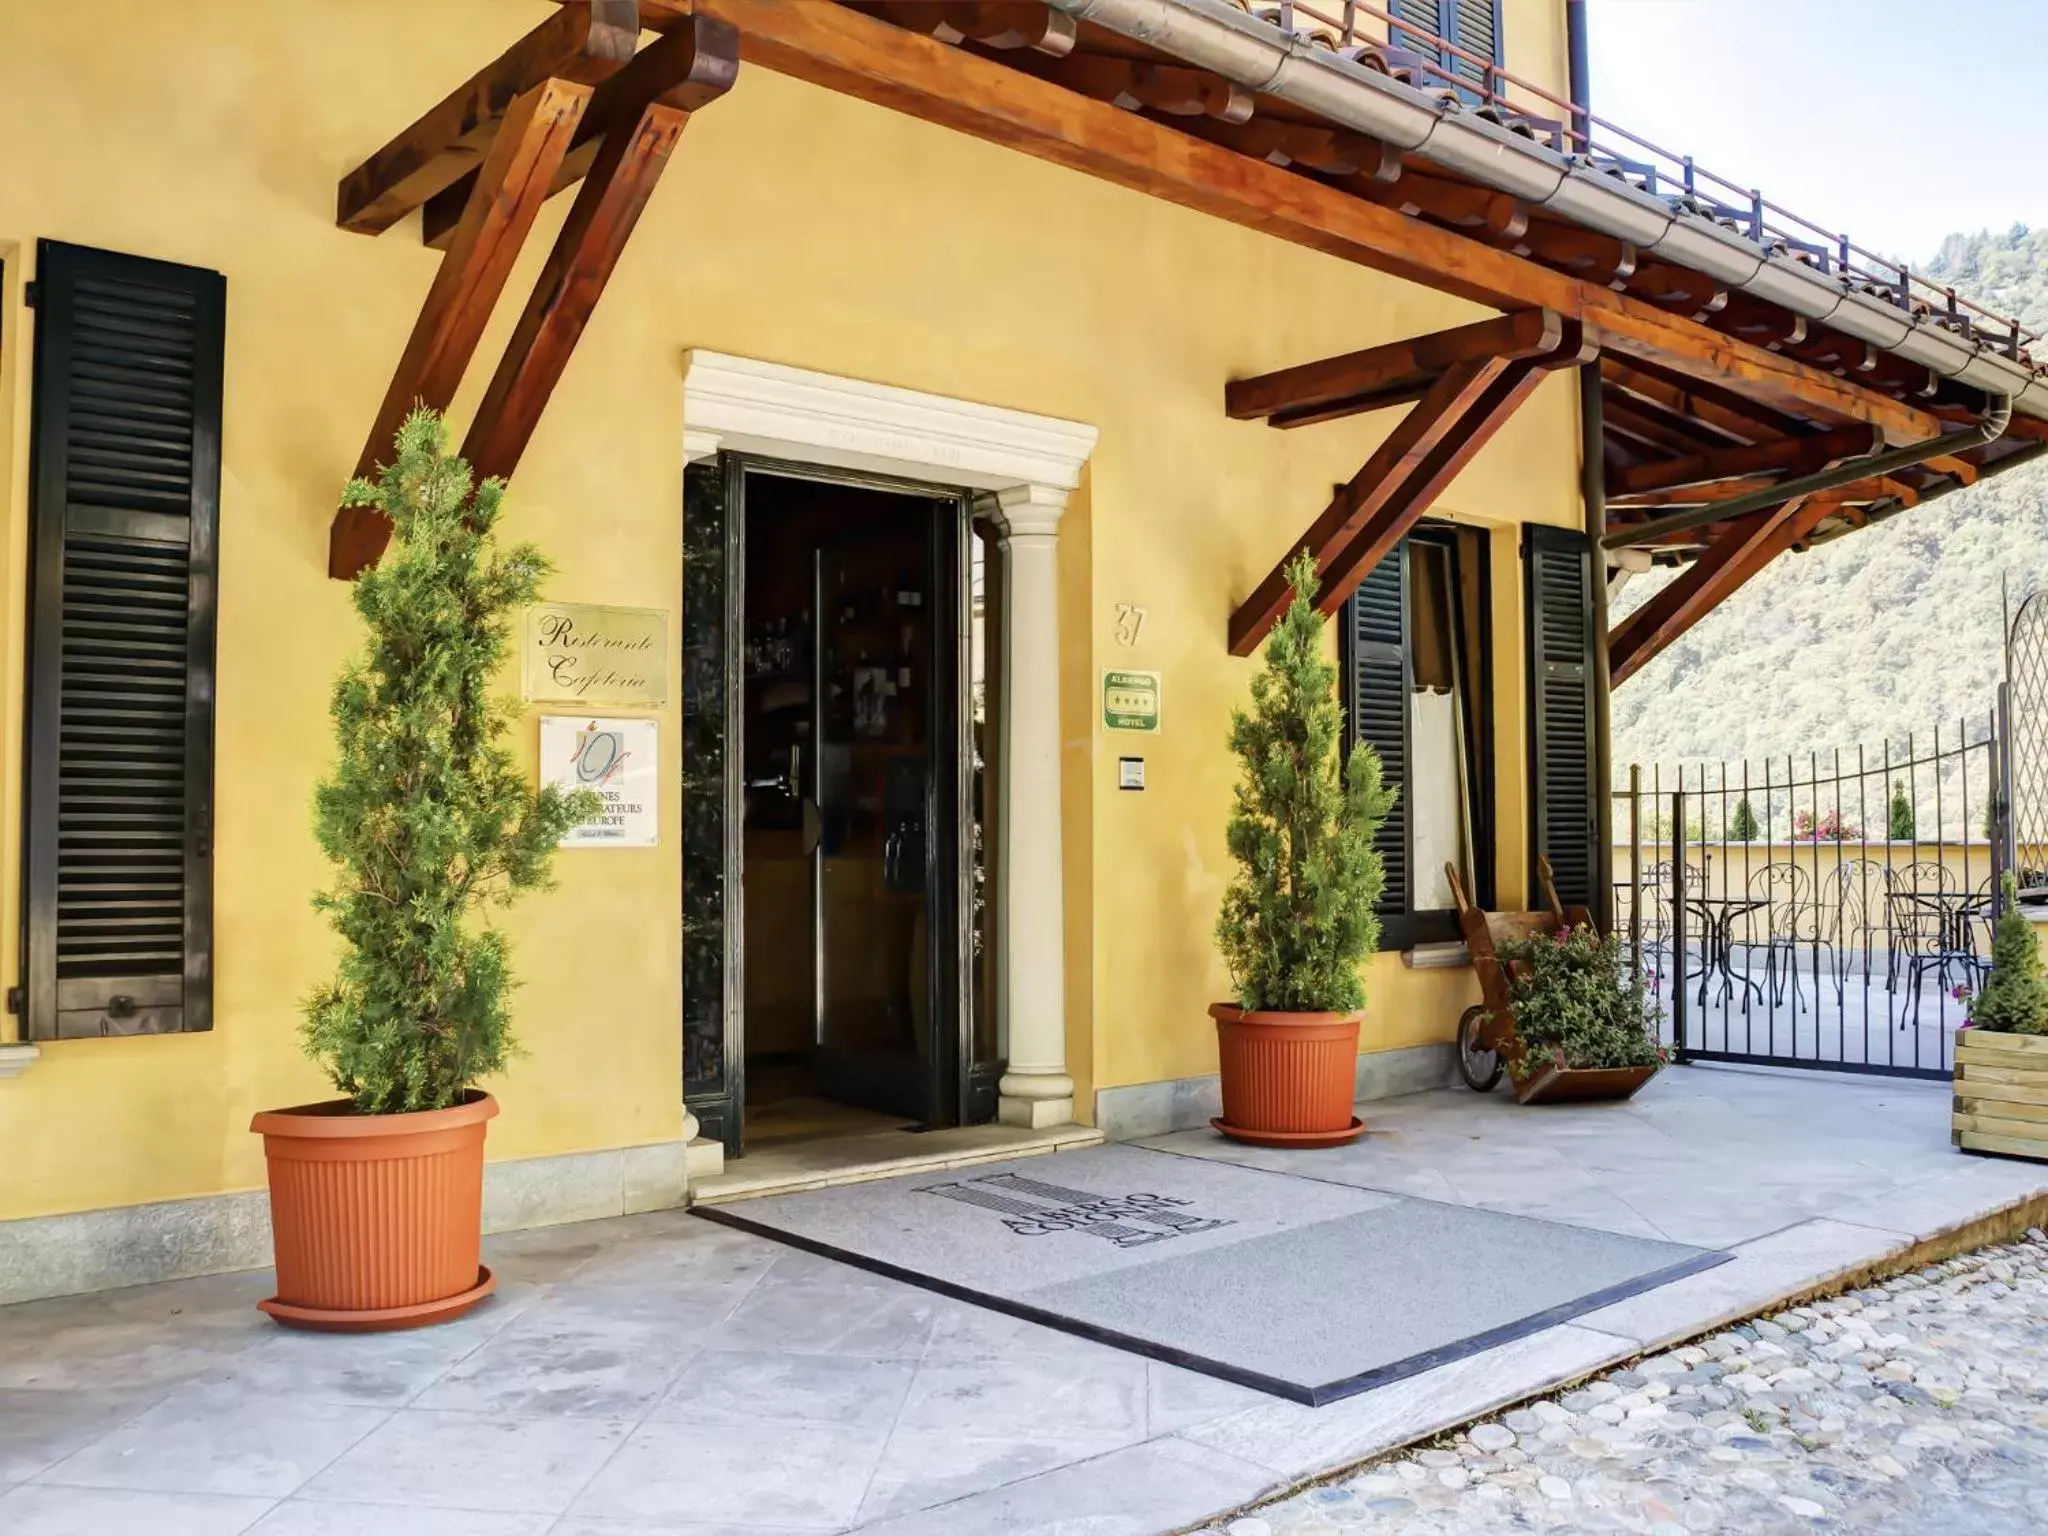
left=740, top=473, right=953, bottom=1144
left=681, top=458, right=1004, bottom=1158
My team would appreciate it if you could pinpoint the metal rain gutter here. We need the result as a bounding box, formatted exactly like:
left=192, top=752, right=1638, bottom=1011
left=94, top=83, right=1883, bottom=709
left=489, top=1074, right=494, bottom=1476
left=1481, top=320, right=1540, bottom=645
left=1600, top=395, right=2013, bottom=551
left=1049, top=0, right=2048, bottom=421
left=1804, top=440, right=2048, bottom=548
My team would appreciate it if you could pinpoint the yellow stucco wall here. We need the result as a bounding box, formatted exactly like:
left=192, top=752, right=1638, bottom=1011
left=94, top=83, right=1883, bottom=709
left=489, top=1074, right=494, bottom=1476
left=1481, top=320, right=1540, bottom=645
left=0, top=0, right=1581, bottom=1223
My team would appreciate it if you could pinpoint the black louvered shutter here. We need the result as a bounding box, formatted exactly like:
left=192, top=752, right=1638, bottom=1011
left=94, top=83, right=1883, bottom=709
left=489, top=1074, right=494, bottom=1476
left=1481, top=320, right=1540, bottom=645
left=1525, top=525, right=1598, bottom=911
left=1342, top=546, right=1410, bottom=921
left=24, top=242, right=222, bottom=1040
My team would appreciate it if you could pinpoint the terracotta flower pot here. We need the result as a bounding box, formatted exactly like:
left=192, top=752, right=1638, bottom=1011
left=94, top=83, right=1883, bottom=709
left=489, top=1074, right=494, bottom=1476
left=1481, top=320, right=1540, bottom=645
left=1209, top=1003, right=1366, bottom=1147
left=250, top=1093, right=498, bottom=1331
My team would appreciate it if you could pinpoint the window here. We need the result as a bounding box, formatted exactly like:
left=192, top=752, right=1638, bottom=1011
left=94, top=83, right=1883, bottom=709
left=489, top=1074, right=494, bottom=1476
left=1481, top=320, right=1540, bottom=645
left=1390, top=0, right=1504, bottom=97
left=22, top=242, right=223, bottom=1039
left=1341, top=525, right=1495, bottom=948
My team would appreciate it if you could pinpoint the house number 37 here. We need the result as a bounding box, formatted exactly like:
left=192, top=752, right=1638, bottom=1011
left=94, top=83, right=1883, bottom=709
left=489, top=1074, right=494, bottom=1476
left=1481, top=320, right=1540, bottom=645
left=1113, top=603, right=1147, bottom=648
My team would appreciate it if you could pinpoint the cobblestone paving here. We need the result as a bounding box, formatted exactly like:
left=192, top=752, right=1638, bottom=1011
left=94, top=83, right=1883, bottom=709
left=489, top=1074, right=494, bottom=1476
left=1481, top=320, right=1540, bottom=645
left=1208, top=1231, right=2048, bottom=1536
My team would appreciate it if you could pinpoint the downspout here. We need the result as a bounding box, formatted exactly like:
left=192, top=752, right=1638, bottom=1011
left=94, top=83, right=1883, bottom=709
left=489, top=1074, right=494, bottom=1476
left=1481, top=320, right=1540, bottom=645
left=1566, top=0, right=1592, bottom=149
left=1600, top=396, right=2014, bottom=551
left=1568, top=0, right=1615, bottom=926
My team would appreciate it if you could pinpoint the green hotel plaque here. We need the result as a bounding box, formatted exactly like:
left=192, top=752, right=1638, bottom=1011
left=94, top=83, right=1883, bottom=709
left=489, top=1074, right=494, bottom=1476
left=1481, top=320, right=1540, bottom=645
left=1102, top=669, right=1161, bottom=733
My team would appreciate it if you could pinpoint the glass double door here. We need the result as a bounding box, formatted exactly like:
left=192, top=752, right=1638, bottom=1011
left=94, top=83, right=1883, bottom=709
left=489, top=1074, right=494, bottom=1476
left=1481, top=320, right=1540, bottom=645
left=683, top=456, right=999, bottom=1155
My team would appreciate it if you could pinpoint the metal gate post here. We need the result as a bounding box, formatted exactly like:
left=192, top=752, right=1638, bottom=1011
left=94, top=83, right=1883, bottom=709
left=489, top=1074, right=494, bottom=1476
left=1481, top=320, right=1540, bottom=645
left=1997, top=679, right=2015, bottom=894
left=1627, top=764, right=1643, bottom=983
left=1669, top=790, right=1688, bottom=1063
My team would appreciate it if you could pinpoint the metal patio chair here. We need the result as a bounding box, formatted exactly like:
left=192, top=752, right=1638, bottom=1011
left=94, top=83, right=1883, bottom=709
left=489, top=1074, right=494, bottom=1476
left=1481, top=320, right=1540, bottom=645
left=1744, top=863, right=1826, bottom=1010
left=1884, top=861, right=1962, bottom=1001
left=1957, top=875, right=1998, bottom=990
left=1638, top=859, right=1705, bottom=996
left=1828, top=857, right=1889, bottom=996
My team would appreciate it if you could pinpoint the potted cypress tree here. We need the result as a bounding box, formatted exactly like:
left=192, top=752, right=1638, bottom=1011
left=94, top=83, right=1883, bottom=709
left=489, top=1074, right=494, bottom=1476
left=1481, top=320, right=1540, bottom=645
left=1211, top=551, right=1394, bottom=1147
left=251, top=409, right=597, bottom=1330
left=1953, top=873, right=2048, bottom=1162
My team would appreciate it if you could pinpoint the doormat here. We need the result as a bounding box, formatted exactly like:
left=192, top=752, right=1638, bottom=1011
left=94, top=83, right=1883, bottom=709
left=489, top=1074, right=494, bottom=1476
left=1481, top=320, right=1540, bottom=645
left=693, top=1144, right=1726, bottom=1406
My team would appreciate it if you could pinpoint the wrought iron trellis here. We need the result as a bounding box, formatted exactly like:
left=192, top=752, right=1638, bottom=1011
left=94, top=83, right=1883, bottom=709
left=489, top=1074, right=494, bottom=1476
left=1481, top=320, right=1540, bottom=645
left=1612, top=720, right=2002, bottom=1081
left=2005, top=590, right=2048, bottom=895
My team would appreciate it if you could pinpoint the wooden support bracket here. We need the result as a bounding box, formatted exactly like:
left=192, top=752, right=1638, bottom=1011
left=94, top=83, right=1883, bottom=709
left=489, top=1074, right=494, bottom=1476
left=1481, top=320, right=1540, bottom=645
left=422, top=12, right=742, bottom=250
left=462, top=99, right=695, bottom=482
left=336, top=2, right=638, bottom=235
left=1228, top=317, right=1593, bottom=655
left=330, top=77, right=594, bottom=579
left=1609, top=494, right=1835, bottom=684
left=331, top=15, right=741, bottom=579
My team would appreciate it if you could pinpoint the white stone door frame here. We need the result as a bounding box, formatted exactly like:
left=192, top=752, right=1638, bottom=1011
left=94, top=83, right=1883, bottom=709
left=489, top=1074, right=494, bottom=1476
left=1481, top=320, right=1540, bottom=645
left=680, top=350, right=1097, bottom=1130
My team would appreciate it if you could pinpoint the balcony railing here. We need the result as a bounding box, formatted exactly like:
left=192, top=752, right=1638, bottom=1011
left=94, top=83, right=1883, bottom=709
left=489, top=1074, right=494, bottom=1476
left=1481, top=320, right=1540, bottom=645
left=1251, top=1, right=2042, bottom=365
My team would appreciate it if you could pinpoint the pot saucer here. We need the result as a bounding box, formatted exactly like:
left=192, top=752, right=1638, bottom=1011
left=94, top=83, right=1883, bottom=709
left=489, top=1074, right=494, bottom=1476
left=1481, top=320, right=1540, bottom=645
left=258, top=1266, right=496, bottom=1333
left=1209, top=1116, right=1366, bottom=1148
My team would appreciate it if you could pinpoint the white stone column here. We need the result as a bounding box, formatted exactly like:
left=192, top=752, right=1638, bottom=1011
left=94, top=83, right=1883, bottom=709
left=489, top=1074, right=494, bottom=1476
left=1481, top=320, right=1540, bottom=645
left=994, top=483, right=1075, bottom=1128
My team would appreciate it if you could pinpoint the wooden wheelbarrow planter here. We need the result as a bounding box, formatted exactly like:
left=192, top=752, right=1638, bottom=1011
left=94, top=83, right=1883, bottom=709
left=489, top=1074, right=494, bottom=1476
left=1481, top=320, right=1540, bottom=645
left=1448, top=857, right=1662, bottom=1106
left=1953, top=1028, right=2048, bottom=1162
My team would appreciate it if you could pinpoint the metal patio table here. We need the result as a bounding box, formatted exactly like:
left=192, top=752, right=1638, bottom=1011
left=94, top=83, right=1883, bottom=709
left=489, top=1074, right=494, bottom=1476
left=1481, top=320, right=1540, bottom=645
left=1686, top=894, right=1770, bottom=1006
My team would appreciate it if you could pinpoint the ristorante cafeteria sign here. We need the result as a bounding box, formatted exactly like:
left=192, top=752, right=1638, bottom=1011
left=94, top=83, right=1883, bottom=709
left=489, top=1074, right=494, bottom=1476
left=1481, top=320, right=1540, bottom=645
left=522, top=603, right=668, bottom=707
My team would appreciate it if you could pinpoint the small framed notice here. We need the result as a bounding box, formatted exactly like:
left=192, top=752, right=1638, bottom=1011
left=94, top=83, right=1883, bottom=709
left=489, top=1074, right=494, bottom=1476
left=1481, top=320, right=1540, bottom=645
left=541, top=716, right=658, bottom=848
left=523, top=603, right=668, bottom=707
left=1101, top=669, right=1161, bottom=733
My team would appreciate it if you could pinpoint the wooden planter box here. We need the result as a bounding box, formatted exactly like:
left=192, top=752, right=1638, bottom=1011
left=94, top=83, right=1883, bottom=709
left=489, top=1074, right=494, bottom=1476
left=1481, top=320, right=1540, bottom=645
left=1953, top=1028, right=2048, bottom=1162
left=1510, top=1061, right=1660, bottom=1106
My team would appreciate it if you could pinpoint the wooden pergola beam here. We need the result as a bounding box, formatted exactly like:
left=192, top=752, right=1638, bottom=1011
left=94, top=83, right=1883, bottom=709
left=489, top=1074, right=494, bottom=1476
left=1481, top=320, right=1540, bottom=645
left=330, top=77, right=594, bottom=578
left=1610, top=474, right=1802, bottom=511
left=336, top=2, right=638, bottom=235
left=614, top=0, right=1941, bottom=440
left=871, top=2, right=1079, bottom=56
left=1225, top=309, right=1566, bottom=427
left=1603, top=399, right=1731, bottom=458
left=1174, top=115, right=1402, bottom=181
left=1519, top=221, right=1637, bottom=290
left=1364, top=165, right=1530, bottom=244
left=1599, top=356, right=1800, bottom=445
left=1610, top=424, right=1883, bottom=497
left=1628, top=259, right=1728, bottom=322
left=1025, top=56, right=1253, bottom=122
left=1610, top=495, right=1835, bottom=684
left=1228, top=320, right=1592, bottom=655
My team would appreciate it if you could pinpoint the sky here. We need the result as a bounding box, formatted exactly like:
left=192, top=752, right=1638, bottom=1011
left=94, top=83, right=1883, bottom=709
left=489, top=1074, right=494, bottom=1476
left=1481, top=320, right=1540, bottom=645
left=1586, top=0, right=2047, bottom=264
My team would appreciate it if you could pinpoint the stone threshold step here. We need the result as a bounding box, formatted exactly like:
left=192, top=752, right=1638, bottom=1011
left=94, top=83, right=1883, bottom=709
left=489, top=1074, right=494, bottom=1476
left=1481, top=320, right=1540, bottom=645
left=689, top=1121, right=1103, bottom=1206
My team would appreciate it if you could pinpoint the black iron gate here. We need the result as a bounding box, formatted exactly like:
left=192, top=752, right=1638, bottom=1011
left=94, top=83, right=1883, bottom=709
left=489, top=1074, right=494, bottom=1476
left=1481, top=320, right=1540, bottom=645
left=1612, top=723, right=2003, bottom=1080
